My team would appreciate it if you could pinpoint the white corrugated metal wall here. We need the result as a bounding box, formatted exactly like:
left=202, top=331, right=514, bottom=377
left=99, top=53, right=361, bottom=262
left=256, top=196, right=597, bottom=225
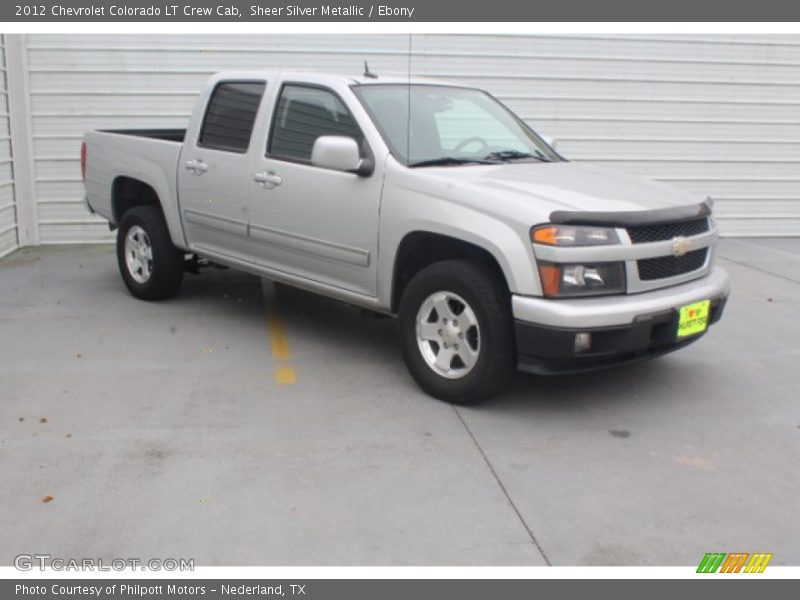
left=0, top=36, right=17, bottom=258
left=11, top=34, right=800, bottom=245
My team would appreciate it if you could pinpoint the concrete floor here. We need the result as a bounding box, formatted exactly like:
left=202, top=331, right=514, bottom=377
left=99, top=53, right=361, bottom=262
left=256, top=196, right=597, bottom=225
left=1, top=238, right=798, bottom=566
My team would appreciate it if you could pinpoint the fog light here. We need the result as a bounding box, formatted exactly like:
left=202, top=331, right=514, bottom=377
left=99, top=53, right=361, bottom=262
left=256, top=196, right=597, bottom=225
left=575, top=332, right=592, bottom=353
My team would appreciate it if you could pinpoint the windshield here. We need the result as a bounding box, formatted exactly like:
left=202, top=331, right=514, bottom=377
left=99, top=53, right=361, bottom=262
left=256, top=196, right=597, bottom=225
left=353, top=84, right=561, bottom=167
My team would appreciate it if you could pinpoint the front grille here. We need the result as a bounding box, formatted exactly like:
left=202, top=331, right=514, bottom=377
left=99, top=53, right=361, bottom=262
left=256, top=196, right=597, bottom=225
left=627, top=218, right=709, bottom=244
left=637, top=248, right=708, bottom=281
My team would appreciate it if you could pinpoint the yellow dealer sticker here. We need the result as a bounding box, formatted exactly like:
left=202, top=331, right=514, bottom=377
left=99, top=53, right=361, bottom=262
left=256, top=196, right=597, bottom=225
left=677, top=299, right=711, bottom=338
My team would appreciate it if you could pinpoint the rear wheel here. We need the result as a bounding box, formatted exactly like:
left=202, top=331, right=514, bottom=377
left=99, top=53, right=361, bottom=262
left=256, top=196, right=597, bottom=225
left=399, top=260, right=516, bottom=404
left=116, top=205, right=184, bottom=300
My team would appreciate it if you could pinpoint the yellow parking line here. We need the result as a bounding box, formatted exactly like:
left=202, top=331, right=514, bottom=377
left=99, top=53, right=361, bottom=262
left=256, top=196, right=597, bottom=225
left=261, top=279, right=297, bottom=385
left=274, top=366, right=297, bottom=385
left=267, top=316, right=292, bottom=360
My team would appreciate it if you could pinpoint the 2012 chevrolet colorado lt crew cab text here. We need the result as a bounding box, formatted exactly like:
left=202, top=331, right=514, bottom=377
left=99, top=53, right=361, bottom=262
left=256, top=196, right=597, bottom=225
left=82, top=71, right=729, bottom=403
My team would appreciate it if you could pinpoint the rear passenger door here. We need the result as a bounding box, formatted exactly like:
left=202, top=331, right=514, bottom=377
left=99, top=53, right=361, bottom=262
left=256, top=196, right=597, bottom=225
left=247, top=83, right=383, bottom=297
left=178, top=80, right=266, bottom=258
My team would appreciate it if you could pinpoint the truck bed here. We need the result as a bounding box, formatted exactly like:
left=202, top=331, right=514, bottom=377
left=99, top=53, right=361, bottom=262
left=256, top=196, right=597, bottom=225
left=83, top=128, right=186, bottom=248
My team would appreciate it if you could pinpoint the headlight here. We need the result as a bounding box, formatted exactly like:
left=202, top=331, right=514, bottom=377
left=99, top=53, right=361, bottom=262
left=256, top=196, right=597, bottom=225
left=531, top=224, right=619, bottom=246
left=538, top=262, right=626, bottom=298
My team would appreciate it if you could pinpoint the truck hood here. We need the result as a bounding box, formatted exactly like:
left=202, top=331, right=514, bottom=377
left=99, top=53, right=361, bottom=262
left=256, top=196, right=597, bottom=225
left=412, top=161, right=703, bottom=222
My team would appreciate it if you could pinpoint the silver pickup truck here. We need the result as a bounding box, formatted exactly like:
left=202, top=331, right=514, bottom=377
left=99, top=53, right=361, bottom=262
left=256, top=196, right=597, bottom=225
left=83, top=71, right=729, bottom=403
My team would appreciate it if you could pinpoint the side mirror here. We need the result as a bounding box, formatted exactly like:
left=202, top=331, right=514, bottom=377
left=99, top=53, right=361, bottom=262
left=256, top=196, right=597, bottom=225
left=540, top=134, right=558, bottom=151
left=311, top=136, right=373, bottom=176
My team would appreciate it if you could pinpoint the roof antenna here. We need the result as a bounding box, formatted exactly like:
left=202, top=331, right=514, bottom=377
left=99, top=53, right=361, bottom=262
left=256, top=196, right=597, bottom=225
left=363, top=61, right=378, bottom=79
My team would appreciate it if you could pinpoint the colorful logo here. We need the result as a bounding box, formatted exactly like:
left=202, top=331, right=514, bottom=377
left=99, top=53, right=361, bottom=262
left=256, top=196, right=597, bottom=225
left=697, top=552, right=773, bottom=573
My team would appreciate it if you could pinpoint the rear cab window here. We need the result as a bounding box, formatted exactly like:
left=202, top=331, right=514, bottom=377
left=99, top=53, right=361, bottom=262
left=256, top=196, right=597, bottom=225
left=198, top=81, right=266, bottom=153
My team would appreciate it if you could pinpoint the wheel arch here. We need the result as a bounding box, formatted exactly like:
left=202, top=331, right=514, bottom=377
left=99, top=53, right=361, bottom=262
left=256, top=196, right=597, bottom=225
left=390, top=230, right=513, bottom=313
left=111, top=176, right=161, bottom=225
left=110, top=174, right=187, bottom=249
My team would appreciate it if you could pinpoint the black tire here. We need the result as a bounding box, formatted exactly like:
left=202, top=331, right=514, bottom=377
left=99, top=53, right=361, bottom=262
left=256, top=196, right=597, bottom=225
left=399, top=259, right=516, bottom=404
left=116, top=205, right=184, bottom=300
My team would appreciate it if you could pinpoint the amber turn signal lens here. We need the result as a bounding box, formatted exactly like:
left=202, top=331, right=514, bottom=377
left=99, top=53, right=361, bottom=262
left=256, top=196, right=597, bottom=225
left=538, top=264, right=561, bottom=297
left=532, top=226, right=559, bottom=245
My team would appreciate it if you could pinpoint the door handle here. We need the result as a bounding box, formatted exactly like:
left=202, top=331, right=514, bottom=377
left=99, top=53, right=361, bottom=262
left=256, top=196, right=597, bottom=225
left=253, top=171, right=283, bottom=189
left=185, top=159, right=208, bottom=175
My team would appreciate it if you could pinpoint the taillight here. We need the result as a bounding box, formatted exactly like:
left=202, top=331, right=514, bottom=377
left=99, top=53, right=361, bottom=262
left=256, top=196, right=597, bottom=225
left=80, top=142, right=87, bottom=182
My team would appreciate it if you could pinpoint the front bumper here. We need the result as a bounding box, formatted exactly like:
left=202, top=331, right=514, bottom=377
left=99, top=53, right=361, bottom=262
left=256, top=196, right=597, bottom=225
left=512, top=266, right=730, bottom=374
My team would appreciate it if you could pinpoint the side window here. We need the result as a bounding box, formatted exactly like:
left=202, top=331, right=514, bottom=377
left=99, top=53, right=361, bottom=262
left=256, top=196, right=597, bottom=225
left=198, top=81, right=266, bottom=152
left=269, top=85, right=363, bottom=162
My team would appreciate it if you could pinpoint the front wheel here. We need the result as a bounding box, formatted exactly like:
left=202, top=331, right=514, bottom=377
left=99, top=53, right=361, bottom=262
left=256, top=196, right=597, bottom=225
left=399, top=260, right=516, bottom=404
left=116, top=205, right=184, bottom=300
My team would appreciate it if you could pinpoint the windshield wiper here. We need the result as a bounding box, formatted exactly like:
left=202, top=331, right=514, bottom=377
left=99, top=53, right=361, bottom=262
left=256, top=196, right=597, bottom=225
left=409, top=157, right=501, bottom=168
left=483, top=149, right=550, bottom=162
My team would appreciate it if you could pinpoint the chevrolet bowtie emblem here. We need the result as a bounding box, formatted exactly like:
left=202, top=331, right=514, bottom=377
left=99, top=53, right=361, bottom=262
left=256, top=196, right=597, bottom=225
left=672, top=236, right=691, bottom=257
